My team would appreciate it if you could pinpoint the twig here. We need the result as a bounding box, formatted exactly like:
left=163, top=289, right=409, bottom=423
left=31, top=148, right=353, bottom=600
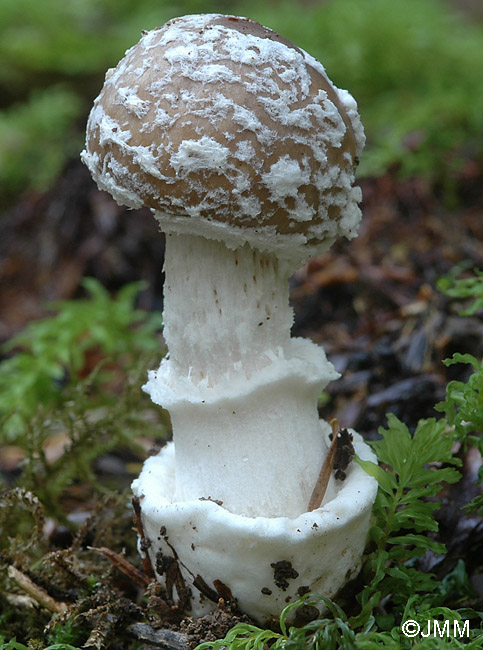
left=87, top=546, right=151, bottom=588
left=8, top=565, right=68, bottom=614
left=127, top=622, right=190, bottom=650
left=307, top=418, right=339, bottom=511
left=4, top=592, right=38, bottom=609
left=132, top=495, right=156, bottom=579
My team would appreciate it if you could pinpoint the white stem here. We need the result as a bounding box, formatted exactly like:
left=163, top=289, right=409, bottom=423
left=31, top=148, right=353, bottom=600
left=144, top=232, right=339, bottom=518
left=162, top=233, right=293, bottom=383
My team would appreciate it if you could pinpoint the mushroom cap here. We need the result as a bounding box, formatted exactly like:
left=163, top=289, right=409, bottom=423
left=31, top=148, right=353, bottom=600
left=82, top=14, right=365, bottom=263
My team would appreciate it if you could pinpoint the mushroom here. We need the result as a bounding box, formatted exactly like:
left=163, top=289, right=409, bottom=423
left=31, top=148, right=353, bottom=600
left=82, top=13, right=378, bottom=622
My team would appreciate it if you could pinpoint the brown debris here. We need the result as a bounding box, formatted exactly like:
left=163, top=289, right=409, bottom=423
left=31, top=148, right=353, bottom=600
left=332, top=428, right=355, bottom=481
left=307, top=419, right=340, bottom=511
left=7, top=565, right=68, bottom=614
left=132, top=495, right=156, bottom=580
left=127, top=622, right=189, bottom=649
left=270, top=560, right=299, bottom=591
left=88, top=546, right=151, bottom=588
left=0, top=160, right=164, bottom=343
left=179, top=600, right=251, bottom=649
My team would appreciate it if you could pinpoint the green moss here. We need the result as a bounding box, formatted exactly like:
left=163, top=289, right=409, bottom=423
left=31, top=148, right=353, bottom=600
left=244, top=0, right=483, bottom=181
left=0, top=279, right=168, bottom=519
left=0, top=86, right=81, bottom=204
left=1, top=0, right=482, bottom=206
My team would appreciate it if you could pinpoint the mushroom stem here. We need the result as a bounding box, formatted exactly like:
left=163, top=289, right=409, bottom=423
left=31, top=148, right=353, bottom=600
left=162, top=231, right=293, bottom=384
left=143, top=230, right=339, bottom=518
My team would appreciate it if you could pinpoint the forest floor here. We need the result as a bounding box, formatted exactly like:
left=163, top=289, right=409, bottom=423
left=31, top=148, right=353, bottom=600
left=0, top=157, right=482, bottom=647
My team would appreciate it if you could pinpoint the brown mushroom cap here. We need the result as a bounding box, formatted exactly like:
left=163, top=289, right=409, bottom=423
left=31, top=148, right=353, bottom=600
left=82, top=14, right=365, bottom=262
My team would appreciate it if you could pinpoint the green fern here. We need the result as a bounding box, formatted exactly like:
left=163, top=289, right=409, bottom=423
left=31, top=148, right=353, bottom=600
left=438, top=268, right=483, bottom=317
left=356, top=416, right=461, bottom=622
left=196, top=414, right=483, bottom=649
left=436, top=353, right=483, bottom=445
left=436, top=267, right=483, bottom=512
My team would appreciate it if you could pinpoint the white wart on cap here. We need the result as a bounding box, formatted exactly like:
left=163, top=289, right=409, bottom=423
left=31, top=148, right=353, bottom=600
left=82, top=13, right=365, bottom=264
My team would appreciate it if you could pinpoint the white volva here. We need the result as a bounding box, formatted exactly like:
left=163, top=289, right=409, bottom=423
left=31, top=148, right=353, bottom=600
left=82, top=13, right=378, bottom=624
left=132, top=435, right=377, bottom=621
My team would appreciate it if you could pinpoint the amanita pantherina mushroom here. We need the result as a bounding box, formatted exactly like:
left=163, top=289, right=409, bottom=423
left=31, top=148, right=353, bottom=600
left=82, top=14, right=378, bottom=622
